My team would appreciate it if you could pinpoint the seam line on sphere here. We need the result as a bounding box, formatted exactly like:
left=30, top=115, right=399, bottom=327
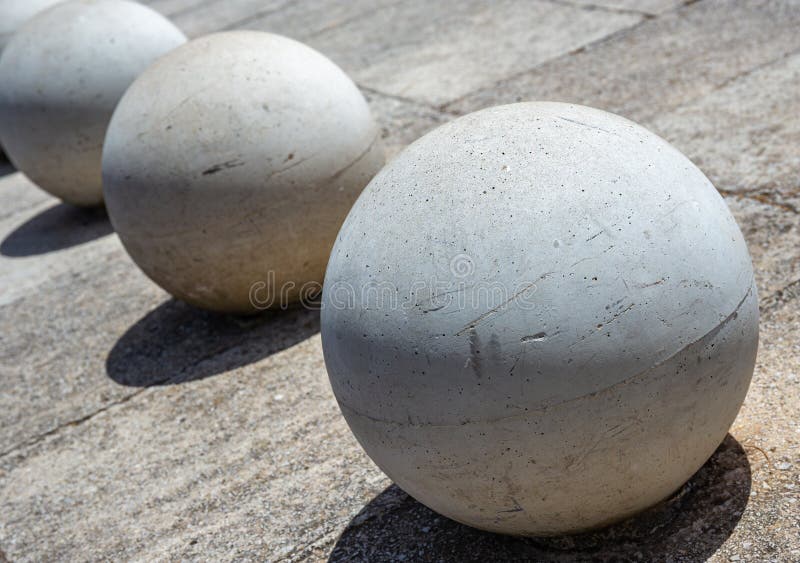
left=341, top=282, right=754, bottom=428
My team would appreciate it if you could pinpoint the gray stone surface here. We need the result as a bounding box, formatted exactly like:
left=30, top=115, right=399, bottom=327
left=566, top=0, right=683, bottom=14
left=296, top=0, right=641, bottom=107
left=1, top=0, right=798, bottom=561
left=0, top=0, right=63, bottom=52
left=725, top=197, right=800, bottom=311
left=322, top=102, right=759, bottom=536
left=160, top=0, right=644, bottom=106
left=0, top=0, right=187, bottom=206
left=449, top=0, right=800, bottom=124
left=103, top=30, right=384, bottom=313
left=650, top=50, right=800, bottom=212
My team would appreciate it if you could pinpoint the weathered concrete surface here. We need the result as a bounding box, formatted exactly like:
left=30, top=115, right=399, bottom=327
left=322, top=102, right=760, bottom=536
left=650, top=50, right=800, bottom=214
left=158, top=0, right=644, bottom=106
left=103, top=30, right=384, bottom=313
left=1, top=0, right=798, bottom=561
left=0, top=0, right=187, bottom=206
left=450, top=0, right=800, bottom=124
left=567, top=0, right=683, bottom=15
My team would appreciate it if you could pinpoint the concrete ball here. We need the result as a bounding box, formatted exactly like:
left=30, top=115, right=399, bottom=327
left=0, top=0, right=186, bottom=206
left=102, top=31, right=385, bottom=313
left=0, top=0, right=62, bottom=161
left=0, top=0, right=63, bottom=53
left=321, top=102, right=758, bottom=536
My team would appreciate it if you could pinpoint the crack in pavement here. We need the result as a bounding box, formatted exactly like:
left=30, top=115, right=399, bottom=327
left=719, top=188, right=800, bottom=216
left=0, top=329, right=258, bottom=459
left=542, top=0, right=659, bottom=18
left=760, top=278, right=800, bottom=315
left=0, top=389, right=146, bottom=459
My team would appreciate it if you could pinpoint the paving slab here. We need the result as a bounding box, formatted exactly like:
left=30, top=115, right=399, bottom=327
left=0, top=198, right=116, bottom=307
left=155, top=1, right=640, bottom=107
left=725, top=197, right=800, bottom=310
left=144, top=0, right=656, bottom=114
left=0, top=239, right=152, bottom=454
left=650, top=50, right=800, bottom=211
left=214, top=0, right=639, bottom=107
left=449, top=0, right=800, bottom=124
left=313, top=0, right=640, bottom=106
left=160, top=0, right=294, bottom=36
left=0, top=167, right=51, bottom=223
left=168, top=0, right=400, bottom=41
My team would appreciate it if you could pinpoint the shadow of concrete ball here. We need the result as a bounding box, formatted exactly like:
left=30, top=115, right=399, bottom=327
left=0, top=0, right=186, bottom=206
left=102, top=31, right=385, bottom=314
left=321, top=102, right=759, bottom=536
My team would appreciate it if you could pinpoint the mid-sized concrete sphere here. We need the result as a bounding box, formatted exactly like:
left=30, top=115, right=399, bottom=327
left=321, top=102, right=758, bottom=536
left=103, top=31, right=384, bottom=313
left=0, top=0, right=186, bottom=206
left=0, top=0, right=63, bottom=52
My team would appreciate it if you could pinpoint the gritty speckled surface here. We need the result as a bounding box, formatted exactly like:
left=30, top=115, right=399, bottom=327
left=322, top=101, right=760, bottom=536
left=103, top=30, right=384, bottom=313
left=0, top=0, right=798, bottom=560
left=0, top=0, right=187, bottom=206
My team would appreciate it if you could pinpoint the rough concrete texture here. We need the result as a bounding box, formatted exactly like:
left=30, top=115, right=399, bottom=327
left=103, top=31, right=384, bottom=313
left=0, top=0, right=187, bottom=206
left=0, top=0, right=798, bottom=560
left=322, top=102, right=759, bottom=535
left=0, top=0, right=62, bottom=52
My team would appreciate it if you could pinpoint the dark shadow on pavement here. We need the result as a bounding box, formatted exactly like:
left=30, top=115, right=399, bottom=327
left=106, top=298, right=320, bottom=386
left=0, top=158, right=14, bottom=177
left=329, top=434, right=751, bottom=562
left=0, top=202, right=113, bottom=256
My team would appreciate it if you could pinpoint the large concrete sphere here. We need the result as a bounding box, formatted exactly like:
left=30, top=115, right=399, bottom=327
left=103, top=31, right=384, bottom=313
left=0, top=0, right=186, bottom=206
left=321, top=102, right=758, bottom=536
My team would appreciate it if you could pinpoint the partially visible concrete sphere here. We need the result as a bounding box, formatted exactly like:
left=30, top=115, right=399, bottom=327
left=103, top=31, right=384, bottom=313
left=0, top=0, right=63, bottom=160
left=0, top=0, right=186, bottom=205
left=321, top=102, right=758, bottom=536
left=0, top=0, right=62, bottom=52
